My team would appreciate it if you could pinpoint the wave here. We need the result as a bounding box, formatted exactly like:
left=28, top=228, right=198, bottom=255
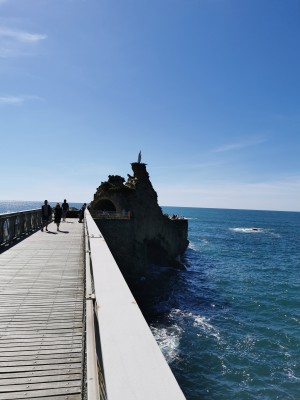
left=188, top=242, right=198, bottom=251
left=171, top=308, right=221, bottom=341
left=229, top=227, right=282, bottom=238
left=151, top=308, right=222, bottom=363
left=193, top=315, right=221, bottom=341
left=150, top=324, right=183, bottom=363
left=229, top=227, right=266, bottom=233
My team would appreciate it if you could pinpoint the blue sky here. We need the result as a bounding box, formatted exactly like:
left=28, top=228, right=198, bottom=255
left=1, top=0, right=299, bottom=211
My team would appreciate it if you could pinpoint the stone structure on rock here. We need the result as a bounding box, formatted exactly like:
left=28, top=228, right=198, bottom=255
left=89, top=158, right=189, bottom=285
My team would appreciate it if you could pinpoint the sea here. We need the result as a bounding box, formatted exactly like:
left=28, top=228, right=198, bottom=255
left=1, top=201, right=300, bottom=400
left=0, top=200, right=83, bottom=214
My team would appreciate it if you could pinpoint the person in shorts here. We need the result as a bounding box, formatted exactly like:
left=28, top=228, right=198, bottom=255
left=62, top=199, right=69, bottom=222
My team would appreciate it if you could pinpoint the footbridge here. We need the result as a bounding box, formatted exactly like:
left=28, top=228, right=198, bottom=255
left=0, top=209, right=186, bottom=400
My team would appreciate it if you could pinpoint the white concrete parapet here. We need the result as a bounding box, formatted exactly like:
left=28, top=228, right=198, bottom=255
left=85, top=209, right=186, bottom=400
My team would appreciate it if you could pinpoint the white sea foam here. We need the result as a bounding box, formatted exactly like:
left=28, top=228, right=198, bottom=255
left=151, top=324, right=183, bottom=363
left=193, top=315, right=221, bottom=341
left=229, top=227, right=265, bottom=233
left=285, top=368, right=300, bottom=381
left=201, top=238, right=209, bottom=244
left=171, top=308, right=221, bottom=341
left=151, top=308, right=222, bottom=362
left=188, top=238, right=209, bottom=252
left=188, top=242, right=198, bottom=251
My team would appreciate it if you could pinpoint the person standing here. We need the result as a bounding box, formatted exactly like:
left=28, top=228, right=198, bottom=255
left=41, top=200, right=52, bottom=232
left=54, top=203, right=63, bottom=231
left=62, top=199, right=69, bottom=222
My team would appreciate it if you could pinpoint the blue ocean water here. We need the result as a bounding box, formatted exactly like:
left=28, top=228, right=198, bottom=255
left=0, top=200, right=83, bottom=214
left=140, top=207, right=300, bottom=400
left=1, top=201, right=300, bottom=399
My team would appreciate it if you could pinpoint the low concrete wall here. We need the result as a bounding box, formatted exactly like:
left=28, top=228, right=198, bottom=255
left=85, top=210, right=186, bottom=400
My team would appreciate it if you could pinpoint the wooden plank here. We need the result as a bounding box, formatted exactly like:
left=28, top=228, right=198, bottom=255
left=0, top=333, right=82, bottom=340
left=0, top=326, right=82, bottom=332
left=0, top=322, right=83, bottom=330
left=0, top=351, right=81, bottom=361
left=0, top=306, right=83, bottom=311
left=0, top=316, right=83, bottom=323
left=0, top=344, right=82, bottom=353
left=0, top=386, right=81, bottom=399
left=0, top=373, right=81, bottom=386
left=0, top=356, right=82, bottom=367
left=0, top=363, right=82, bottom=374
left=0, top=379, right=81, bottom=393
left=0, top=368, right=81, bottom=379
left=0, top=338, right=82, bottom=347
left=0, top=307, right=83, bottom=312
left=0, top=395, right=81, bottom=400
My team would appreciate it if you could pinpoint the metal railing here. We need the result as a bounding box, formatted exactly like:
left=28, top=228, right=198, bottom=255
left=0, top=209, right=42, bottom=246
left=89, top=210, right=131, bottom=220
left=85, top=212, right=107, bottom=400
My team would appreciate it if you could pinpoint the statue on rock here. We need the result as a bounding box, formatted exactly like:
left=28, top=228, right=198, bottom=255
left=137, top=150, right=142, bottom=163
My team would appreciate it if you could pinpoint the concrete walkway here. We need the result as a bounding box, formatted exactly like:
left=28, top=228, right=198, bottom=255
left=0, top=220, right=84, bottom=400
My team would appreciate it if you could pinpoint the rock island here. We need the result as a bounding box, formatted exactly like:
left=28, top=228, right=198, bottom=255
left=89, top=156, right=189, bottom=286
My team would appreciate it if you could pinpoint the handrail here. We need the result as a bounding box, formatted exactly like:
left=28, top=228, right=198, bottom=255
left=84, top=209, right=186, bottom=400
left=89, top=210, right=131, bottom=220
left=85, top=215, right=106, bottom=400
left=0, top=209, right=42, bottom=247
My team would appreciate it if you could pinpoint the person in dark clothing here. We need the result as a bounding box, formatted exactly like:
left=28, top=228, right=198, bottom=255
left=78, top=203, right=87, bottom=223
left=61, top=199, right=69, bottom=222
left=54, top=203, right=63, bottom=231
left=41, top=200, right=52, bottom=232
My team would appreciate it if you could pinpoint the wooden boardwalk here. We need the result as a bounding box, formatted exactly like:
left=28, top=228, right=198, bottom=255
left=0, top=220, right=85, bottom=400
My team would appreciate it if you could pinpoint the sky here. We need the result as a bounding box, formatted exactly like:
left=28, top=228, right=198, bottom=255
left=0, top=0, right=299, bottom=211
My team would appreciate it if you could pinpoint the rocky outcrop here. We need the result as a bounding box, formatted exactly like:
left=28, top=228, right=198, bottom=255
left=90, top=161, right=189, bottom=284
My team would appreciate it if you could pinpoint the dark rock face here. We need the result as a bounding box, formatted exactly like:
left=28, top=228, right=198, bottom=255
left=90, top=162, right=189, bottom=284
